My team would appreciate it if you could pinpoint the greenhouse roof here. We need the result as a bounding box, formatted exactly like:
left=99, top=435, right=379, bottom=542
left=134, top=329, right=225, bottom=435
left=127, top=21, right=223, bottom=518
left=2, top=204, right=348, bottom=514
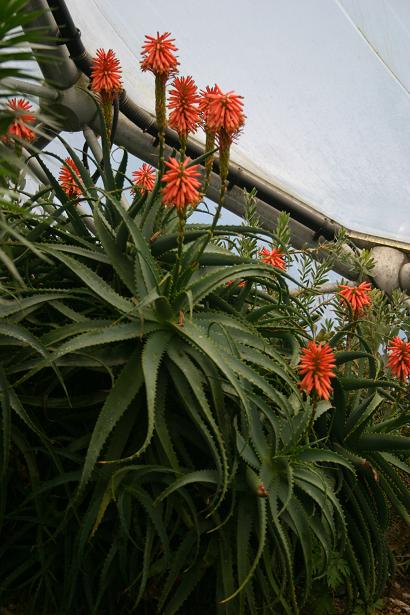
left=62, top=0, right=410, bottom=245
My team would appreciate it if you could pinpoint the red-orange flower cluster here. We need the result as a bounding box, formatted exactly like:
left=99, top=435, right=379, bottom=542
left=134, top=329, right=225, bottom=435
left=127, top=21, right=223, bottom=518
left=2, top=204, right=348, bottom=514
left=199, top=85, right=245, bottom=181
left=140, top=32, right=178, bottom=76
left=132, top=164, right=156, bottom=194
left=59, top=158, right=82, bottom=198
left=168, top=76, right=200, bottom=139
left=259, top=247, right=286, bottom=270
left=90, top=48, right=122, bottom=97
left=205, top=87, right=245, bottom=137
left=5, top=98, right=35, bottom=142
left=199, top=84, right=222, bottom=130
left=162, top=157, right=201, bottom=211
left=339, top=282, right=372, bottom=314
left=387, top=336, right=410, bottom=382
left=299, top=341, right=336, bottom=400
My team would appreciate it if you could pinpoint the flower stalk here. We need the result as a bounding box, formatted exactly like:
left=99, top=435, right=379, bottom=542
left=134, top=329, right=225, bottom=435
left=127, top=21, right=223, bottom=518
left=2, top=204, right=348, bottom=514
left=101, top=95, right=113, bottom=137
left=304, top=397, right=318, bottom=442
left=202, top=130, right=216, bottom=194
left=155, top=74, right=168, bottom=176
left=90, top=48, right=123, bottom=146
left=140, top=32, right=179, bottom=176
left=209, top=141, right=229, bottom=236
left=174, top=207, right=186, bottom=291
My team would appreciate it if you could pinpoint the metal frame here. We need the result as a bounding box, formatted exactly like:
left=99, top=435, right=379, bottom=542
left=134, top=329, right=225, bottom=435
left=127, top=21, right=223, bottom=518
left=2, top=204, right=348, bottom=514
left=16, top=0, right=410, bottom=299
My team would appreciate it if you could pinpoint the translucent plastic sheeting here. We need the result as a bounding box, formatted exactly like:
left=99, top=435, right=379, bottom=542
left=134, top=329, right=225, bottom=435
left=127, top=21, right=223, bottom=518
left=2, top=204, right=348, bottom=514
left=338, top=0, right=410, bottom=95
left=66, top=0, right=410, bottom=243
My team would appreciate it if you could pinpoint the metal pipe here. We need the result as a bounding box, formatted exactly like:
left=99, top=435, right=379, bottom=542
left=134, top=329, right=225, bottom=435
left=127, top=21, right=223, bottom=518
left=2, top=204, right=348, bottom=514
left=117, top=92, right=341, bottom=240
left=24, top=152, right=50, bottom=186
left=46, top=0, right=93, bottom=75
left=23, top=0, right=79, bottom=89
left=2, top=77, right=60, bottom=101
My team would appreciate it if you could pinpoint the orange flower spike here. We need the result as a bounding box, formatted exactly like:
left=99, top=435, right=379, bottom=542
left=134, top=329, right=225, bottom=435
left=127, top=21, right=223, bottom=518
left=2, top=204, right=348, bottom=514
left=206, top=88, right=245, bottom=135
left=90, top=48, right=123, bottom=97
left=6, top=98, right=35, bottom=142
left=203, top=86, right=245, bottom=184
left=199, top=84, right=222, bottom=130
left=259, top=246, right=286, bottom=270
left=140, top=32, right=178, bottom=173
left=162, top=157, right=201, bottom=211
left=140, top=32, right=178, bottom=76
left=339, top=281, right=372, bottom=315
left=132, top=164, right=156, bottom=194
left=299, top=341, right=336, bottom=400
left=168, top=76, right=201, bottom=141
left=59, top=157, right=83, bottom=198
left=387, top=336, right=410, bottom=382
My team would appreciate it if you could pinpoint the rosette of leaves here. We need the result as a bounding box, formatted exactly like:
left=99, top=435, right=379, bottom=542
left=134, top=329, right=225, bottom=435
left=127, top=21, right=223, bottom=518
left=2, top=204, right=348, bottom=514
left=0, top=108, right=346, bottom=615
left=303, top=322, right=410, bottom=614
left=0, top=108, right=409, bottom=615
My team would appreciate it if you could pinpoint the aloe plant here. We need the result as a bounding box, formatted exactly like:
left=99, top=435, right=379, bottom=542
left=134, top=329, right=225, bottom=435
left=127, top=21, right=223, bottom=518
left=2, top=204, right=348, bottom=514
left=0, top=16, right=409, bottom=615
left=0, top=126, right=316, bottom=613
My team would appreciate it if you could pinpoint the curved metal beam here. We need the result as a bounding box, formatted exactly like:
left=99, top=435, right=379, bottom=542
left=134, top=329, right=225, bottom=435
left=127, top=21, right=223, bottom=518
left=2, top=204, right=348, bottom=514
left=22, top=0, right=410, bottom=297
left=24, top=0, right=79, bottom=89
